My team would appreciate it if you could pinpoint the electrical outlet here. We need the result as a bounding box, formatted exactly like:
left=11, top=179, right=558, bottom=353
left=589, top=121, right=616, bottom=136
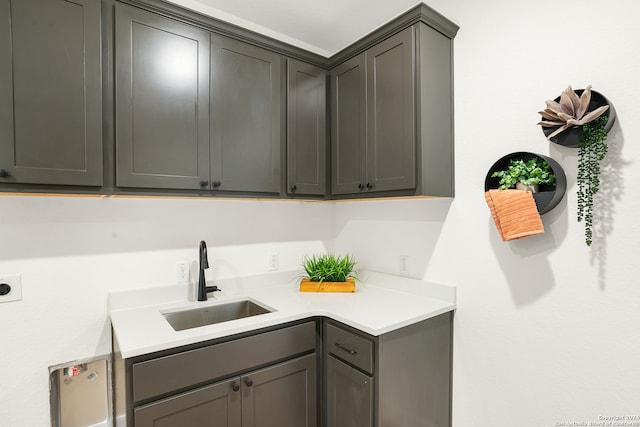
left=400, top=256, right=409, bottom=274
left=176, top=262, right=190, bottom=283
left=269, top=253, right=279, bottom=271
left=0, top=275, right=22, bottom=303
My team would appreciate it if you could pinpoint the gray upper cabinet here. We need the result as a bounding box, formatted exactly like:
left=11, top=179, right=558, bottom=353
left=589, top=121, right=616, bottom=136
left=330, top=54, right=366, bottom=195
left=366, top=27, right=415, bottom=193
left=331, top=22, right=455, bottom=198
left=415, top=21, right=455, bottom=197
left=3, top=0, right=454, bottom=198
left=211, top=35, right=282, bottom=194
left=331, top=27, right=415, bottom=196
left=286, top=59, right=327, bottom=196
left=0, top=0, right=102, bottom=186
left=115, top=3, right=210, bottom=190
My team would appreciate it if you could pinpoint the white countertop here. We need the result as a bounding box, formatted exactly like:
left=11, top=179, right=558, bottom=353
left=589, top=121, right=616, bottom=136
left=109, top=270, right=456, bottom=359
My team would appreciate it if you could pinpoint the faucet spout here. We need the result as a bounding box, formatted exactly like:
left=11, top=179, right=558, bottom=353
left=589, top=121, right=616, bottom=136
left=200, top=240, right=209, bottom=270
left=197, top=240, right=221, bottom=301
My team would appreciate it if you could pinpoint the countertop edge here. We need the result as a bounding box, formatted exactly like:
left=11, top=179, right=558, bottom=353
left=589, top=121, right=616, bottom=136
left=111, top=270, right=456, bottom=359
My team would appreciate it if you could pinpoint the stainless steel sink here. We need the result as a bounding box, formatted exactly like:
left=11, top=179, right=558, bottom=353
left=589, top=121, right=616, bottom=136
left=162, top=300, right=273, bottom=331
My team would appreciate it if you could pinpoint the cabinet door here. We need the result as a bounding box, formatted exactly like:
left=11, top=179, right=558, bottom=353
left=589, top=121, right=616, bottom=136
left=366, top=27, right=416, bottom=192
left=211, top=35, right=282, bottom=193
left=287, top=59, right=326, bottom=196
left=0, top=0, right=102, bottom=186
left=326, top=355, right=373, bottom=427
left=115, top=3, right=210, bottom=190
left=242, top=353, right=317, bottom=427
left=134, top=377, right=242, bottom=427
left=330, top=54, right=366, bottom=195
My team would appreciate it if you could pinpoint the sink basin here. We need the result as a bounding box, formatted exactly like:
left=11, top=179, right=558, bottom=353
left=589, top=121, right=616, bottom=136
left=163, top=300, right=273, bottom=331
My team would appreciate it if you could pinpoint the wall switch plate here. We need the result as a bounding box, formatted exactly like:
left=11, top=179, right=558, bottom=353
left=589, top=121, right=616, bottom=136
left=268, top=253, right=279, bottom=271
left=0, top=275, right=22, bottom=303
left=176, top=262, right=190, bottom=283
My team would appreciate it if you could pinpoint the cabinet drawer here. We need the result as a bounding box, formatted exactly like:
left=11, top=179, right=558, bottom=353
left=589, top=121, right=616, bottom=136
left=132, top=321, right=316, bottom=403
left=326, top=323, right=374, bottom=374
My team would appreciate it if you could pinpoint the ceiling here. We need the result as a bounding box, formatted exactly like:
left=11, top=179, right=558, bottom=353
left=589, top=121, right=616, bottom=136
left=165, top=0, right=424, bottom=57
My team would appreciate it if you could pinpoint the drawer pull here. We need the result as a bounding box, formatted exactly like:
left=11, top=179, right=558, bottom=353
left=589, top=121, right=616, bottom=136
left=335, top=342, right=358, bottom=355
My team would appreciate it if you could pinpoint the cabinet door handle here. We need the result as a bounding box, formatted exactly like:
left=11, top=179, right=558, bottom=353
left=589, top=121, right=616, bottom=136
left=0, top=169, right=9, bottom=178
left=231, top=382, right=240, bottom=392
left=290, top=184, right=297, bottom=192
left=358, top=183, right=365, bottom=190
left=244, top=378, right=253, bottom=387
left=212, top=181, right=222, bottom=188
left=335, top=342, right=358, bottom=355
left=199, top=180, right=209, bottom=188
left=366, top=182, right=374, bottom=190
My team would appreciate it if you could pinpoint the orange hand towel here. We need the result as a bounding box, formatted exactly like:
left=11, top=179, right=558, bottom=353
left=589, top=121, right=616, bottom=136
left=484, top=189, right=544, bottom=241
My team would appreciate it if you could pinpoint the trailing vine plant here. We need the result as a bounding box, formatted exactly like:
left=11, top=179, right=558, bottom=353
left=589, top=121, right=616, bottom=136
left=577, top=116, right=608, bottom=246
left=538, top=85, right=612, bottom=247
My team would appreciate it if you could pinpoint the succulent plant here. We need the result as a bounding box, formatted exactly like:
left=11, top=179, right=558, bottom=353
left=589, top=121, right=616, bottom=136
left=537, top=85, right=609, bottom=140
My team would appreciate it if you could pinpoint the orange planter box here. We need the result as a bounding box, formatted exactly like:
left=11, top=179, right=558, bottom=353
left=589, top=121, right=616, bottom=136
left=299, top=278, right=356, bottom=293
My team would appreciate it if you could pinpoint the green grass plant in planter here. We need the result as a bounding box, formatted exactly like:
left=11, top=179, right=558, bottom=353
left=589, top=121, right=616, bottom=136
left=577, top=116, right=608, bottom=246
left=302, top=254, right=357, bottom=282
left=300, top=254, right=358, bottom=292
left=491, top=158, right=556, bottom=192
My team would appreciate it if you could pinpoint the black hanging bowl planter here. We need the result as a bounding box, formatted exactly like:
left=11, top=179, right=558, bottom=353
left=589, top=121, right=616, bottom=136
left=541, top=89, right=616, bottom=148
left=484, top=152, right=567, bottom=215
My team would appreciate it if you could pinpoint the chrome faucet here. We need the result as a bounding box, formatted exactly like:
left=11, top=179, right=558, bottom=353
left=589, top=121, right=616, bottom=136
left=197, top=240, right=221, bottom=301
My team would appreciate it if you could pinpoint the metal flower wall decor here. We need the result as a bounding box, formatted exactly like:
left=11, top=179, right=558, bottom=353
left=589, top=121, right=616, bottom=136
left=537, top=85, right=609, bottom=140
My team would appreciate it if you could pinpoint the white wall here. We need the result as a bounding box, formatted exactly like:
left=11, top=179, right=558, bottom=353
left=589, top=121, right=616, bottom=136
left=0, top=196, right=334, bottom=426
left=3, top=1, right=640, bottom=426
left=335, top=0, right=640, bottom=426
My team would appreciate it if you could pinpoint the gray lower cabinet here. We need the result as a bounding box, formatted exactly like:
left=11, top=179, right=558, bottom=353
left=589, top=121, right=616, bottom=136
left=134, top=377, right=241, bottom=427
left=324, top=312, right=453, bottom=427
left=115, top=3, right=210, bottom=190
left=242, top=353, right=317, bottom=427
left=114, top=320, right=318, bottom=427
left=326, top=356, right=373, bottom=427
left=0, top=0, right=102, bottom=186
left=286, top=59, right=327, bottom=196
left=210, top=35, right=282, bottom=194
left=134, top=354, right=316, bottom=427
left=331, top=23, right=454, bottom=198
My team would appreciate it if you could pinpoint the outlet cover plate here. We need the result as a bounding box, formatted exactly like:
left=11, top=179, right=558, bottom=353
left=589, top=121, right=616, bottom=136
left=269, top=253, right=279, bottom=271
left=176, top=262, right=190, bottom=283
